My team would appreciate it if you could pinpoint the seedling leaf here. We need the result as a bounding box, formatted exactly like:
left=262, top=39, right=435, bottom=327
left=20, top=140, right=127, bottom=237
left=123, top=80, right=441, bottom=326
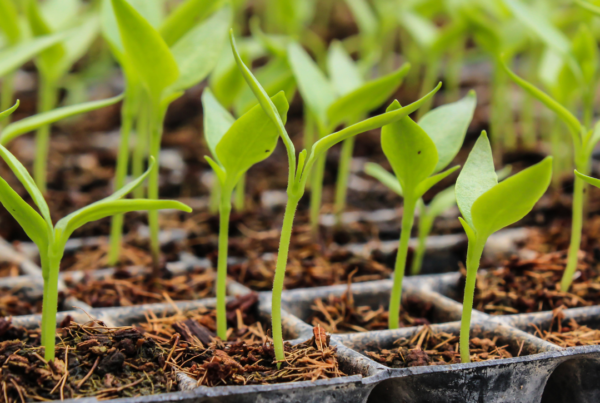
left=0, top=33, right=67, bottom=77
left=159, top=0, right=220, bottom=46
left=111, top=0, right=179, bottom=100
left=202, top=88, right=235, bottom=161
left=327, top=63, right=410, bottom=127
left=168, top=6, right=232, bottom=92
left=364, top=162, right=403, bottom=196
left=415, top=165, right=460, bottom=199
left=471, top=157, right=552, bottom=238
left=216, top=92, right=289, bottom=185
left=574, top=170, right=600, bottom=188
left=455, top=131, right=497, bottom=228
left=381, top=101, right=438, bottom=194
left=1, top=94, right=124, bottom=145
left=0, top=0, right=21, bottom=44
left=0, top=101, right=19, bottom=122
left=327, top=41, right=363, bottom=96
left=419, top=91, right=476, bottom=172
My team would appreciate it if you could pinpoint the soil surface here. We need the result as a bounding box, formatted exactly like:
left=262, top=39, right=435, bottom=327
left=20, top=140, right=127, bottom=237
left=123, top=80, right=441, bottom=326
left=532, top=308, right=600, bottom=347
left=365, top=326, right=514, bottom=368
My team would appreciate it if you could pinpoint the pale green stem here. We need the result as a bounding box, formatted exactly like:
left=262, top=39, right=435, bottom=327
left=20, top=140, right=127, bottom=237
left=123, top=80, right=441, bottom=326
left=460, top=237, right=486, bottom=363
left=108, top=93, right=136, bottom=265
left=41, top=250, right=62, bottom=361
left=303, top=111, right=316, bottom=190
left=411, top=202, right=433, bottom=276
left=0, top=72, right=15, bottom=128
left=234, top=174, right=245, bottom=211
left=333, top=136, right=355, bottom=226
left=216, top=186, right=232, bottom=340
left=34, top=77, right=57, bottom=192
left=416, top=57, right=441, bottom=121
left=549, top=118, right=563, bottom=190
left=445, top=43, right=464, bottom=103
left=388, top=197, right=416, bottom=329
left=272, top=192, right=301, bottom=365
left=209, top=179, right=221, bottom=214
left=561, top=170, right=586, bottom=291
left=309, top=154, right=326, bottom=236
left=40, top=253, right=49, bottom=347
left=148, top=113, right=162, bottom=270
left=132, top=99, right=149, bottom=199
left=521, top=56, right=537, bottom=148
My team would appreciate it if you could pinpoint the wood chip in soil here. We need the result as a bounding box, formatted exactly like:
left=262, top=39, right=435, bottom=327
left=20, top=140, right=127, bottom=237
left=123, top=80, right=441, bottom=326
left=459, top=251, right=600, bottom=315
left=308, top=271, right=431, bottom=333
left=365, top=326, right=514, bottom=368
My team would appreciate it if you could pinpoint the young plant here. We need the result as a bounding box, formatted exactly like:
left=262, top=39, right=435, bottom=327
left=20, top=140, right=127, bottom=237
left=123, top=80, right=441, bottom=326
left=201, top=88, right=289, bottom=340
left=25, top=0, right=100, bottom=191
left=455, top=132, right=551, bottom=362
left=500, top=55, right=597, bottom=293
left=287, top=41, right=410, bottom=232
left=0, top=102, right=191, bottom=361
left=109, top=0, right=230, bottom=267
left=230, top=30, right=441, bottom=365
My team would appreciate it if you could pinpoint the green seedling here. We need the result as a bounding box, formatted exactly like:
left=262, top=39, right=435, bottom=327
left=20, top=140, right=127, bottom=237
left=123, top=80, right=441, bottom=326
left=287, top=41, right=410, bottom=232
left=365, top=162, right=512, bottom=276
left=230, top=30, right=441, bottom=365
left=201, top=88, right=289, bottom=340
left=0, top=103, right=191, bottom=361
left=25, top=0, right=100, bottom=191
left=108, top=0, right=230, bottom=267
left=456, top=132, right=551, bottom=362
left=500, top=53, right=598, bottom=292
left=376, top=91, right=476, bottom=329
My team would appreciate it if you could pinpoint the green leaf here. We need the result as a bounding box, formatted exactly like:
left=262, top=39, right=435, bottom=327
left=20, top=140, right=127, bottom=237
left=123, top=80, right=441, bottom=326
left=415, top=165, right=460, bottom=198
left=576, top=0, right=600, bottom=16
left=0, top=0, right=21, bottom=45
left=287, top=41, right=336, bottom=127
left=25, top=0, right=66, bottom=79
left=344, top=0, right=378, bottom=38
left=210, top=47, right=250, bottom=108
left=234, top=58, right=295, bottom=116
left=168, top=6, right=231, bottom=93
left=572, top=24, right=598, bottom=87
left=249, top=17, right=288, bottom=58
left=0, top=176, right=49, bottom=250
left=381, top=100, right=438, bottom=196
left=419, top=90, right=476, bottom=172
left=205, top=155, right=226, bottom=184
left=327, top=41, right=363, bottom=96
left=0, top=144, right=52, bottom=228
left=216, top=92, right=289, bottom=185
left=40, top=0, right=79, bottom=31
left=0, top=100, right=19, bottom=122
left=111, top=0, right=179, bottom=101
left=128, top=0, right=164, bottom=28
left=1, top=94, right=124, bottom=145
left=398, top=10, right=439, bottom=50
left=427, top=186, right=456, bottom=218
left=160, top=0, right=221, bottom=46
left=575, top=169, right=600, bottom=188
left=0, top=33, right=67, bottom=77
left=327, top=63, right=410, bottom=127
left=500, top=56, right=582, bottom=136
left=455, top=131, right=497, bottom=228
left=60, top=15, right=100, bottom=76
left=201, top=88, right=235, bottom=160
left=471, top=157, right=552, bottom=238
left=364, top=162, right=403, bottom=196
left=104, top=157, right=155, bottom=203
left=55, top=199, right=191, bottom=244
left=311, top=83, right=442, bottom=162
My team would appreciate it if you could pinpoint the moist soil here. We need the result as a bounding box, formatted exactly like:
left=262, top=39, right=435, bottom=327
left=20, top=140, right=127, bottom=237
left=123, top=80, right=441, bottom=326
left=308, top=275, right=432, bottom=333
left=531, top=308, right=600, bottom=347
left=364, top=326, right=514, bottom=368
left=0, top=289, right=66, bottom=317
left=0, top=293, right=344, bottom=401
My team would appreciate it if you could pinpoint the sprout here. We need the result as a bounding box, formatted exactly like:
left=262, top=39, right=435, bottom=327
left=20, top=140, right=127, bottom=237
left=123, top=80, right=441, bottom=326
left=0, top=103, right=191, bottom=360
left=456, top=132, right=551, bottom=362
left=201, top=88, right=289, bottom=340
left=230, top=29, right=441, bottom=365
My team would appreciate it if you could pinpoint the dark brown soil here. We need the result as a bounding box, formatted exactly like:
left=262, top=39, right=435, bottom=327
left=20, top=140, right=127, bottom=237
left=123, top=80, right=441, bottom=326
left=65, top=266, right=215, bottom=308
left=308, top=274, right=432, bottom=333
left=365, top=326, right=514, bottom=368
left=0, top=290, right=66, bottom=317
left=462, top=251, right=600, bottom=315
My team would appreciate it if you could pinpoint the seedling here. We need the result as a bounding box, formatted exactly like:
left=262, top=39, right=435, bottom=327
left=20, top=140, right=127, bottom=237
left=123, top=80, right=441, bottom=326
left=0, top=103, right=191, bottom=361
left=287, top=41, right=410, bottom=231
left=201, top=88, right=289, bottom=340
left=231, top=30, right=441, bottom=365
left=25, top=0, right=100, bottom=191
left=456, top=132, right=551, bottom=362
left=500, top=53, right=598, bottom=292
left=375, top=91, right=475, bottom=329
left=366, top=162, right=512, bottom=276
left=108, top=0, right=230, bottom=266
